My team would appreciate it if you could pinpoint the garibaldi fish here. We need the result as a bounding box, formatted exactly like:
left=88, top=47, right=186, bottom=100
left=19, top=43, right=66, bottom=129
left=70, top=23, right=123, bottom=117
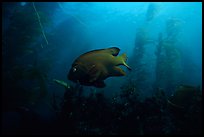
left=68, top=47, right=131, bottom=88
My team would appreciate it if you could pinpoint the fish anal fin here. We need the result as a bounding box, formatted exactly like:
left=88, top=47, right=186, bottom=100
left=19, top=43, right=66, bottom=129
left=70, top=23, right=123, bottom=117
left=110, top=66, right=126, bottom=76
left=94, top=81, right=106, bottom=88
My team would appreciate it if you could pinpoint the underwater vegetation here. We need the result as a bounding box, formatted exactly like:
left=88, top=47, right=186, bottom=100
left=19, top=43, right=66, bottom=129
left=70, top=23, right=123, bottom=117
left=3, top=81, right=201, bottom=135
left=52, top=82, right=203, bottom=135
left=2, top=2, right=58, bottom=110
left=2, top=2, right=90, bottom=111
left=154, top=18, right=183, bottom=95
left=2, top=2, right=202, bottom=135
left=128, top=27, right=150, bottom=94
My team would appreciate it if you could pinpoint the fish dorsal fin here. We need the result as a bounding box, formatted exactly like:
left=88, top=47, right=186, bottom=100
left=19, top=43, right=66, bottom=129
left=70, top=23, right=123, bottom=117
left=80, top=47, right=120, bottom=57
left=105, top=47, right=120, bottom=56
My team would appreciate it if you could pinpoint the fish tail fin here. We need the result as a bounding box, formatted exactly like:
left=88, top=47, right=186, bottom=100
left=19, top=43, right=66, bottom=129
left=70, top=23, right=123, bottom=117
left=121, top=53, right=128, bottom=62
left=119, top=53, right=132, bottom=70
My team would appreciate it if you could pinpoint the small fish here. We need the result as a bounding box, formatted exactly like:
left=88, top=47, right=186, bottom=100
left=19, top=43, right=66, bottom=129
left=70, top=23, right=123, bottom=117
left=53, top=79, right=70, bottom=89
left=68, top=47, right=131, bottom=88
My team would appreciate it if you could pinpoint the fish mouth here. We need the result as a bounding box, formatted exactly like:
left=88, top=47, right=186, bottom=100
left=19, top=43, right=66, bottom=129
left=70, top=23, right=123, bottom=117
left=67, top=72, right=75, bottom=81
left=67, top=71, right=86, bottom=83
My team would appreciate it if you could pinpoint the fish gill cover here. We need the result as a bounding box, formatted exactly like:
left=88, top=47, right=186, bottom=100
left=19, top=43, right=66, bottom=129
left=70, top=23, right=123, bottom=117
left=2, top=2, right=202, bottom=135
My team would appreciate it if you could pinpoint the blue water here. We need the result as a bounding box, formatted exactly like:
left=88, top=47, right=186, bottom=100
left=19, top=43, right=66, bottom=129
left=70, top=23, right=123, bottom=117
left=50, top=2, right=202, bottom=96
left=2, top=2, right=202, bottom=135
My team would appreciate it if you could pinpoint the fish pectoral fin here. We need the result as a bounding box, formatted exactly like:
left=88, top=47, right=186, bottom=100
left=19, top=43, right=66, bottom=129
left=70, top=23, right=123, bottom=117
left=89, top=76, right=97, bottom=83
left=94, top=81, right=106, bottom=88
left=110, top=66, right=126, bottom=76
left=89, top=70, right=101, bottom=83
left=88, top=64, right=98, bottom=75
left=88, top=64, right=99, bottom=83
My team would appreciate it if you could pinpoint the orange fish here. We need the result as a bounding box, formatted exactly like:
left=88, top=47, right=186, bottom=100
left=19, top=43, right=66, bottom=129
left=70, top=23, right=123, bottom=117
left=68, top=47, right=131, bottom=88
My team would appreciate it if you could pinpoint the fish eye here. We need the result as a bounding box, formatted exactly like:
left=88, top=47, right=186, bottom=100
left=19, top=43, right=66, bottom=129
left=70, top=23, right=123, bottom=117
left=73, top=67, right=77, bottom=72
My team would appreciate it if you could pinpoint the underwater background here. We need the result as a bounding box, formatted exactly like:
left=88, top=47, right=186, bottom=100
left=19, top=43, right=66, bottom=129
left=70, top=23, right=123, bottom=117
left=2, top=2, right=202, bottom=135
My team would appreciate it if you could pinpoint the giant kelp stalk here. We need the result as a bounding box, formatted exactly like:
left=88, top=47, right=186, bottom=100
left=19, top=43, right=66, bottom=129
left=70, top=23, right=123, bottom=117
left=146, top=3, right=161, bottom=22
left=32, top=2, right=48, bottom=45
left=154, top=33, right=165, bottom=90
left=166, top=18, right=182, bottom=42
left=2, top=2, right=57, bottom=111
left=57, top=2, right=88, bottom=29
left=154, top=18, right=182, bottom=95
left=126, top=28, right=149, bottom=98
